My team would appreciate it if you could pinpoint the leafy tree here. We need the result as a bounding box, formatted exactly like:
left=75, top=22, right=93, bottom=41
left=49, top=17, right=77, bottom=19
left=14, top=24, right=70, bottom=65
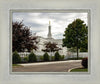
left=80, top=38, right=88, bottom=52
left=63, top=19, right=88, bottom=59
left=43, top=52, right=49, bottom=61
left=12, top=21, right=38, bottom=52
left=67, top=47, right=77, bottom=52
left=42, top=42, right=61, bottom=53
left=42, top=42, right=61, bottom=60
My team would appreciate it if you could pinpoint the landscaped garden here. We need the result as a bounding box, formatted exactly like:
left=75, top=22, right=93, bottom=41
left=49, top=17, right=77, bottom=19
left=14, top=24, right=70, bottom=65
left=12, top=51, right=65, bottom=64
left=12, top=50, right=88, bottom=72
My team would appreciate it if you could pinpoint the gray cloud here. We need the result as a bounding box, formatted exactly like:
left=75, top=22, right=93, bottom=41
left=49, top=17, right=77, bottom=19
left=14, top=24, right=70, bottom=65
left=13, top=12, right=88, bottom=39
left=25, top=22, right=43, bottom=28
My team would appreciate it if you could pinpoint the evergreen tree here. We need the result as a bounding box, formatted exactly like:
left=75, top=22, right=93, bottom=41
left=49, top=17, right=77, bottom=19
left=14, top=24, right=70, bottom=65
left=43, top=52, right=49, bottom=61
left=54, top=51, right=61, bottom=61
left=28, top=52, right=37, bottom=62
left=13, top=51, right=21, bottom=64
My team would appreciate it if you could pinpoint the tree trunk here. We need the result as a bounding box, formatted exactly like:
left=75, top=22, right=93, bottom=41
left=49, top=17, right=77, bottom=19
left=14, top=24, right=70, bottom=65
left=76, top=37, right=79, bottom=60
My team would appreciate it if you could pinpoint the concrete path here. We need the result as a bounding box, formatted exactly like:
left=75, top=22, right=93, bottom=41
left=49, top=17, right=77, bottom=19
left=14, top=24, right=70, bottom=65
left=12, top=60, right=82, bottom=72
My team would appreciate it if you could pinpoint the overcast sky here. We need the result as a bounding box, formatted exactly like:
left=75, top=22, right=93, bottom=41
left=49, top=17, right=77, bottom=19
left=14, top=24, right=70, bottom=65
left=13, top=12, right=88, bottom=39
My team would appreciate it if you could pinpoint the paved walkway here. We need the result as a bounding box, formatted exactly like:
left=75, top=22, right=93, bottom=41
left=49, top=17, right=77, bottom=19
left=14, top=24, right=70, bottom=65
left=12, top=60, right=82, bottom=72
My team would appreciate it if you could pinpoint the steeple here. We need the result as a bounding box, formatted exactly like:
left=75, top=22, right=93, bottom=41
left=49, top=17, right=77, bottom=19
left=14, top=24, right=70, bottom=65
left=48, top=21, right=52, bottom=38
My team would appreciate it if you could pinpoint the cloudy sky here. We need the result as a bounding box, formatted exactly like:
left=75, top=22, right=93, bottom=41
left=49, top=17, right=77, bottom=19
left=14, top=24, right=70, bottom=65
left=13, top=12, right=88, bottom=39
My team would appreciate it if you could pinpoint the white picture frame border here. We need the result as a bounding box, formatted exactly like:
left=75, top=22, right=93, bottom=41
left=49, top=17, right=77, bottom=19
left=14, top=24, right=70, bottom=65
left=0, top=0, right=100, bottom=84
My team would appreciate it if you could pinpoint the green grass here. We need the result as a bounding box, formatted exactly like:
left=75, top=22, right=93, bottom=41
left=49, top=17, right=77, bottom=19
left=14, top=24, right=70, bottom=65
left=71, top=68, right=88, bottom=72
left=12, top=64, right=22, bottom=67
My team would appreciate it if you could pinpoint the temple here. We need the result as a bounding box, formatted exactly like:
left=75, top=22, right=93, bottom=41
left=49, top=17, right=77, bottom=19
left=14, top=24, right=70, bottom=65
left=33, top=21, right=67, bottom=56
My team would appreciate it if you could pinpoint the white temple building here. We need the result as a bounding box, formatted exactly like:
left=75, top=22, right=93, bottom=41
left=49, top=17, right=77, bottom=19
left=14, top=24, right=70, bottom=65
left=33, top=21, right=68, bottom=56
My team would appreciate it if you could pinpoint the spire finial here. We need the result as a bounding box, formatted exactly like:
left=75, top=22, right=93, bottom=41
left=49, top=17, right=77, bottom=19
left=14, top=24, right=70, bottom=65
left=49, top=21, right=51, bottom=25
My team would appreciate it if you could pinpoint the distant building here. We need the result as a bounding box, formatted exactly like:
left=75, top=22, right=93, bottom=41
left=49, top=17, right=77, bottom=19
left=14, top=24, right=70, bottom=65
left=33, top=21, right=67, bottom=56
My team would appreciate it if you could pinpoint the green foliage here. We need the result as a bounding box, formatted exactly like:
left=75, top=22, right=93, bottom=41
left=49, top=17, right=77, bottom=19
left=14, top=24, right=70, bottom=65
left=67, top=47, right=77, bottom=52
left=39, top=56, right=43, bottom=61
left=54, top=51, right=61, bottom=61
left=71, top=68, right=88, bottom=72
left=43, top=52, right=50, bottom=61
left=28, top=52, right=37, bottom=62
left=63, top=19, right=88, bottom=59
left=13, top=64, right=22, bottom=67
left=12, top=51, right=21, bottom=64
left=61, top=55, right=64, bottom=60
left=51, top=56, right=55, bottom=61
left=12, top=21, right=38, bottom=52
left=80, top=48, right=88, bottom=52
left=81, top=57, right=88, bottom=68
left=23, top=57, right=29, bottom=63
left=42, top=42, right=61, bottom=53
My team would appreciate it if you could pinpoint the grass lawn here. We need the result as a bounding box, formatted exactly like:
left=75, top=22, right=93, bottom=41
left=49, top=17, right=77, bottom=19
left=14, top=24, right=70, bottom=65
left=12, top=64, right=23, bottom=67
left=71, top=68, right=88, bottom=72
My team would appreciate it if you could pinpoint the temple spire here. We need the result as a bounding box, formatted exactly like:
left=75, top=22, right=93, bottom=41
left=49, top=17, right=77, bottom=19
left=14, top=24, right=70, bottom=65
left=48, top=21, right=52, bottom=38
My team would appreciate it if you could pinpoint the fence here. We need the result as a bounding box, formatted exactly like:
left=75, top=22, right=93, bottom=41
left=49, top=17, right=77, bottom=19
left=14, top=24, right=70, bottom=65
left=18, top=52, right=88, bottom=61
left=65, top=52, right=88, bottom=58
left=18, top=52, right=43, bottom=61
left=19, top=52, right=30, bottom=57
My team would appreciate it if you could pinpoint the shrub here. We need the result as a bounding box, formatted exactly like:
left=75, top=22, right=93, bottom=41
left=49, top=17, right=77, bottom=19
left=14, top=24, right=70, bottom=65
left=81, top=57, right=88, bottom=68
left=28, top=52, right=37, bottom=62
left=43, top=52, right=49, bottom=61
left=12, top=51, right=21, bottom=64
left=51, top=56, right=54, bottom=61
left=61, top=55, right=64, bottom=60
left=39, top=56, right=43, bottom=61
left=23, top=57, right=29, bottom=63
left=54, top=51, right=61, bottom=61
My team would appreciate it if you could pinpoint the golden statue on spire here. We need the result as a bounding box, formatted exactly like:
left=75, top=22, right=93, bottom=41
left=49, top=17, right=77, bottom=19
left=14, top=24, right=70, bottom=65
left=49, top=21, right=51, bottom=25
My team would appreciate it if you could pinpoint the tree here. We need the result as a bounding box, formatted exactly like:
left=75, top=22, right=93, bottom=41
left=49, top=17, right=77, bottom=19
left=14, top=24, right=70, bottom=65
left=42, top=42, right=61, bottom=60
left=42, top=42, right=61, bottom=52
left=12, top=21, right=38, bottom=52
left=63, top=19, right=88, bottom=59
